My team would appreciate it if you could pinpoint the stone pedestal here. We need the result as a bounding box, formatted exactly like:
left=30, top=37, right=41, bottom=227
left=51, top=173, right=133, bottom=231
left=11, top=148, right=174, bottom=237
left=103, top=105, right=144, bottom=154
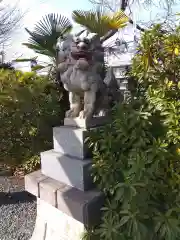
left=64, top=116, right=110, bottom=129
left=25, top=118, right=105, bottom=240
left=41, top=150, right=93, bottom=191
left=30, top=198, right=85, bottom=240
left=53, top=126, right=91, bottom=159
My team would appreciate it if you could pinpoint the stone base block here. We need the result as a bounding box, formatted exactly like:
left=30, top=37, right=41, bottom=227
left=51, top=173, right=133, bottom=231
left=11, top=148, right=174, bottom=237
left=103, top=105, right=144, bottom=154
left=24, top=170, right=48, bottom=197
left=53, top=126, right=91, bottom=159
left=41, top=150, right=93, bottom=191
left=64, top=116, right=110, bottom=129
left=30, top=198, right=85, bottom=240
left=25, top=171, right=104, bottom=231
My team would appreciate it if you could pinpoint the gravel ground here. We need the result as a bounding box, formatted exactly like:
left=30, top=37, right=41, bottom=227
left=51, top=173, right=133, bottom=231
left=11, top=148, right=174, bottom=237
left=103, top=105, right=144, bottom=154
left=0, top=176, right=37, bottom=240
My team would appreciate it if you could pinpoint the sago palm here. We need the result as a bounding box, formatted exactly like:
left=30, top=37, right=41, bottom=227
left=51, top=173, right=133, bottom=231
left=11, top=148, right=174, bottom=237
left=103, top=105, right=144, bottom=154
left=23, top=13, right=72, bottom=58
left=15, top=13, right=73, bottom=73
left=72, top=9, right=128, bottom=41
left=16, top=13, right=72, bottom=115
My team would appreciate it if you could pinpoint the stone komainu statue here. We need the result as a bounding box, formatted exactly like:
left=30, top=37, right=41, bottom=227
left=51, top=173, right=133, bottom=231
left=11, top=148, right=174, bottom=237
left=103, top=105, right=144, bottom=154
left=57, top=32, right=122, bottom=120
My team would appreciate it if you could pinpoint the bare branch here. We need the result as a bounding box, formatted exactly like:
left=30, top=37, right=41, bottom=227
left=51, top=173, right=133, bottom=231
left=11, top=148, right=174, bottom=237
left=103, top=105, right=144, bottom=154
left=88, top=0, right=179, bottom=32
left=89, top=0, right=116, bottom=12
left=0, top=1, right=24, bottom=45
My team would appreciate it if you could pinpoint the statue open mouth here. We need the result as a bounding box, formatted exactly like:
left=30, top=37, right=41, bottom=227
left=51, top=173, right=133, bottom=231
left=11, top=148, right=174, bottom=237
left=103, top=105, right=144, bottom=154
left=71, top=50, right=92, bottom=61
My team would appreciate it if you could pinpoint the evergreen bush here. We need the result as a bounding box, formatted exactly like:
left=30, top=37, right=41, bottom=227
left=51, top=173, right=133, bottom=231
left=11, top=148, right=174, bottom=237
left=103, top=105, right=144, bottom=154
left=0, top=70, right=66, bottom=173
left=88, top=24, right=180, bottom=240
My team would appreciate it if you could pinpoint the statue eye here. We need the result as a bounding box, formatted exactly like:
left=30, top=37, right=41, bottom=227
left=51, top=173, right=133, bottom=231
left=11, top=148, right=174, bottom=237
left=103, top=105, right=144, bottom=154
left=74, top=37, right=80, bottom=43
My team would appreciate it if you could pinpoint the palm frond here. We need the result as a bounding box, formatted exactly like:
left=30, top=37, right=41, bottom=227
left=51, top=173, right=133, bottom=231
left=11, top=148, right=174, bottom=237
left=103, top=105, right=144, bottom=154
left=23, top=13, right=72, bottom=58
left=31, top=65, right=46, bottom=71
left=72, top=10, right=128, bottom=37
left=23, top=43, right=55, bottom=57
left=14, top=57, right=38, bottom=62
left=34, top=13, right=72, bottom=38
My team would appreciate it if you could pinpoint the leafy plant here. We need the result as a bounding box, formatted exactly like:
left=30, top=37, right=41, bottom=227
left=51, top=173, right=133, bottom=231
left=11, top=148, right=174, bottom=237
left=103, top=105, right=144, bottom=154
left=72, top=10, right=128, bottom=38
left=24, top=13, right=72, bottom=57
left=0, top=69, right=65, bottom=173
left=88, top=24, right=180, bottom=240
left=14, top=13, right=73, bottom=76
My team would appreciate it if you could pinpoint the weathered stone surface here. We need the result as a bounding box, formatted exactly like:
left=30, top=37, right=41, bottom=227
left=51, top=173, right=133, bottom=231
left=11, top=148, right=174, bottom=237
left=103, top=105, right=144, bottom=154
left=57, top=32, right=121, bottom=120
left=64, top=116, right=110, bottom=129
left=53, top=126, right=91, bottom=159
left=41, top=150, right=93, bottom=191
left=57, top=186, right=104, bottom=227
left=39, top=178, right=66, bottom=207
left=25, top=171, right=104, bottom=238
left=30, top=198, right=85, bottom=240
left=25, top=170, right=47, bottom=197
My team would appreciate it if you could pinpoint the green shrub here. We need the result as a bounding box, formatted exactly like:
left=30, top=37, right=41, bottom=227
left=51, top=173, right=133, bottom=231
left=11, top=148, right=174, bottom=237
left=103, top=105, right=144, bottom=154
left=88, top=24, right=180, bottom=240
left=0, top=70, right=66, bottom=173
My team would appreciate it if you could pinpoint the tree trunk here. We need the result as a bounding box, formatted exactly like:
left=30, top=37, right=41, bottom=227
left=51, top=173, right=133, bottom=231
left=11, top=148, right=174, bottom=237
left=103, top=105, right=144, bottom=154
left=120, top=0, right=128, bottom=11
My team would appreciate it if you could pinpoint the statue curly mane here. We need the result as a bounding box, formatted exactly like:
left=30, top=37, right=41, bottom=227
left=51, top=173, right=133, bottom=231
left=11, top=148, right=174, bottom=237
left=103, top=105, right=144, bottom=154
left=57, top=32, right=122, bottom=120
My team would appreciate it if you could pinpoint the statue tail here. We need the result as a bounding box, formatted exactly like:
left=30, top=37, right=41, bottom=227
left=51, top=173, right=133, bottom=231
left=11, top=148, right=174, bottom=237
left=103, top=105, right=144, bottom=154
left=103, top=67, right=123, bottom=103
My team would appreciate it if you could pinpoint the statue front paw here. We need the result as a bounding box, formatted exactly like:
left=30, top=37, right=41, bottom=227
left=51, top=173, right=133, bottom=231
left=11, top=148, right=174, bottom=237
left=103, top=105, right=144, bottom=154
left=79, top=109, right=93, bottom=120
left=79, top=110, right=85, bottom=119
left=65, top=109, right=80, bottom=118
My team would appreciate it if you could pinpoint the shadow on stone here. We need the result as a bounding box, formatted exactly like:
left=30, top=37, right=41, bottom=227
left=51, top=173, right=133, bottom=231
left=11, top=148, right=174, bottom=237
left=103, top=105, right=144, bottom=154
left=41, top=150, right=94, bottom=191
left=41, top=125, right=95, bottom=191
left=53, top=125, right=92, bottom=159
left=0, top=191, right=36, bottom=205
left=58, top=186, right=104, bottom=228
